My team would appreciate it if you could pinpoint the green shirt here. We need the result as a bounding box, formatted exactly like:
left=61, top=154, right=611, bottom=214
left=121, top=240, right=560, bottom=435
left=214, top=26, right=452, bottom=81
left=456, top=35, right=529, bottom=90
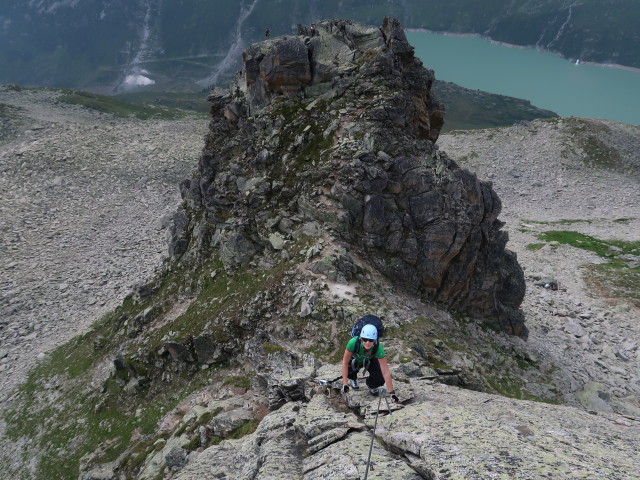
left=346, top=336, right=385, bottom=365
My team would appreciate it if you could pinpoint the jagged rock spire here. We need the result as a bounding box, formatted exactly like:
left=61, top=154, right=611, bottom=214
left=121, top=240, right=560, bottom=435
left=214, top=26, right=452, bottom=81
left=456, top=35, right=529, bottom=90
left=171, top=17, right=526, bottom=336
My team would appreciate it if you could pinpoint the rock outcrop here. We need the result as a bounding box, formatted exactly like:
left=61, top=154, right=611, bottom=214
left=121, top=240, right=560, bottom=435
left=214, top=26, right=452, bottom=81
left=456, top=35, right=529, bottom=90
left=171, top=18, right=526, bottom=336
left=132, top=378, right=640, bottom=480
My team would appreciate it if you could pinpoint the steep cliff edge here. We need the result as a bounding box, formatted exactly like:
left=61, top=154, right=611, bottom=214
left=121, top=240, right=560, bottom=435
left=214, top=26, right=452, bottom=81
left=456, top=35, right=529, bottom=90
left=171, top=18, right=526, bottom=336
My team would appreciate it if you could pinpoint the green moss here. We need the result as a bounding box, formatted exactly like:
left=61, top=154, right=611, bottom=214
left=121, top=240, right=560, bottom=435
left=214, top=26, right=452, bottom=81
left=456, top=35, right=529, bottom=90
left=585, top=263, right=640, bottom=308
left=222, top=375, right=252, bottom=389
left=205, top=419, right=259, bottom=448
left=263, top=343, right=286, bottom=354
left=207, top=435, right=224, bottom=447
left=184, top=435, right=201, bottom=451
left=267, top=99, right=334, bottom=189
left=526, top=243, right=545, bottom=251
left=515, top=357, right=531, bottom=370
left=426, top=355, right=450, bottom=371
left=199, top=407, right=224, bottom=426
left=486, top=375, right=528, bottom=399
left=3, top=331, right=217, bottom=480
left=227, top=419, right=260, bottom=439
left=485, top=374, right=559, bottom=404
left=173, top=420, right=191, bottom=438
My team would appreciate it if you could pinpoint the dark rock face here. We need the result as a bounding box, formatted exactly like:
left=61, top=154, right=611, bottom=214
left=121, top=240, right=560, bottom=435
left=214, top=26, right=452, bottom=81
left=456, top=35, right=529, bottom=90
left=172, top=17, right=526, bottom=336
left=244, top=36, right=312, bottom=102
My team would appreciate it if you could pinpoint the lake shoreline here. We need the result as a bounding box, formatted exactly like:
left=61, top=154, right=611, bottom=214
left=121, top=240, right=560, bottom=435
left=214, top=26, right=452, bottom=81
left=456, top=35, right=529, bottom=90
left=407, top=28, right=640, bottom=75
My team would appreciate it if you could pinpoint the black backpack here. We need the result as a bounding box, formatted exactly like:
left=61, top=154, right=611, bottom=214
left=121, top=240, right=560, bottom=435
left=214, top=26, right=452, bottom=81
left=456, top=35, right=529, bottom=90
left=350, top=314, right=384, bottom=357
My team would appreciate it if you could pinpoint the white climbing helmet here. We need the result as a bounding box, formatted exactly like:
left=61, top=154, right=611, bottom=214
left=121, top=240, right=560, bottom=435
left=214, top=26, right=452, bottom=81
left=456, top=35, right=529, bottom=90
left=360, top=324, right=378, bottom=341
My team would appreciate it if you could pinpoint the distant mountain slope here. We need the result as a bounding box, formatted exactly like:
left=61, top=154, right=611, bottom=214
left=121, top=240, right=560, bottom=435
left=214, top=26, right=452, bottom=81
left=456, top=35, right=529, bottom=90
left=1, top=0, right=638, bottom=91
left=434, top=81, right=558, bottom=132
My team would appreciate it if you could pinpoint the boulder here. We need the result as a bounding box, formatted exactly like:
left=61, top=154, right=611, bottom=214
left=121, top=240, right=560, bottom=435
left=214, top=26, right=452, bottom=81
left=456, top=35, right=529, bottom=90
left=79, top=462, right=117, bottom=480
left=243, top=36, right=312, bottom=110
left=193, top=335, right=227, bottom=365
left=138, top=436, right=189, bottom=480
left=577, top=382, right=613, bottom=412
left=219, top=233, right=257, bottom=268
left=256, top=350, right=318, bottom=410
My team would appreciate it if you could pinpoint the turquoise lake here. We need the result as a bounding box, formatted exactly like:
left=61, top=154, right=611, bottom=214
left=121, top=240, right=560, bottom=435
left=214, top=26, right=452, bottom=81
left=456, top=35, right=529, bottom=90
left=406, top=31, right=640, bottom=126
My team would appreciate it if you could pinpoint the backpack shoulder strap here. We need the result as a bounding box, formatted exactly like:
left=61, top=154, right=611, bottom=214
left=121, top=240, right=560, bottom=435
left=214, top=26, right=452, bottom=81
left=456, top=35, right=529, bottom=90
left=354, top=337, right=361, bottom=356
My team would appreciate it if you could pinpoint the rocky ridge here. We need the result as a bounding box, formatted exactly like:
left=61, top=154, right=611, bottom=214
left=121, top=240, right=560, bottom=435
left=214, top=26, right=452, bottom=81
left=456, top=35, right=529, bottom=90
left=1, top=19, right=639, bottom=480
left=166, top=381, right=638, bottom=480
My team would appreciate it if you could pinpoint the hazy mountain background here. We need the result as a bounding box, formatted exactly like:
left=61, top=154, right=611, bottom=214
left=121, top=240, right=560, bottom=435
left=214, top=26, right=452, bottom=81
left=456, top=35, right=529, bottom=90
left=2, top=0, right=639, bottom=93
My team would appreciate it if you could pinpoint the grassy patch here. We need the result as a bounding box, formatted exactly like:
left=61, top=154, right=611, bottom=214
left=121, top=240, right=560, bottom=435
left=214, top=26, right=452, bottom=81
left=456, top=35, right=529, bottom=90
left=585, top=264, right=640, bottom=308
left=156, top=258, right=292, bottom=345
left=533, top=230, right=639, bottom=306
left=526, top=243, right=545, bottom=251
left=1, top=257, right=224, bottom=480
left=58, top=90, right=187, bottom=119
left=535, top=230, right=639, bottom=266
left=4, top=233, right=318, bottom=477
left=3, top=360, right=193, bottom=480
left=486, top=375, right=555, bottom=403
left=114, top=91, right=210, bottom=114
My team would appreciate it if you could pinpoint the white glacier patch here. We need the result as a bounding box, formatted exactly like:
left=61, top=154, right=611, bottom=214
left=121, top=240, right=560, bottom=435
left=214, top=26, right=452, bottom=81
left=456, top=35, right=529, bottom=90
left=124, top=74, right=155, bottom=86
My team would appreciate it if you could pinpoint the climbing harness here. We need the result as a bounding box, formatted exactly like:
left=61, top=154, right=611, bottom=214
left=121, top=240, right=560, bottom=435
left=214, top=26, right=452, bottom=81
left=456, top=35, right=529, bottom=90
left=351, top=356, right=370, bottom=374
left=363, top=389, right=391, bottom=480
